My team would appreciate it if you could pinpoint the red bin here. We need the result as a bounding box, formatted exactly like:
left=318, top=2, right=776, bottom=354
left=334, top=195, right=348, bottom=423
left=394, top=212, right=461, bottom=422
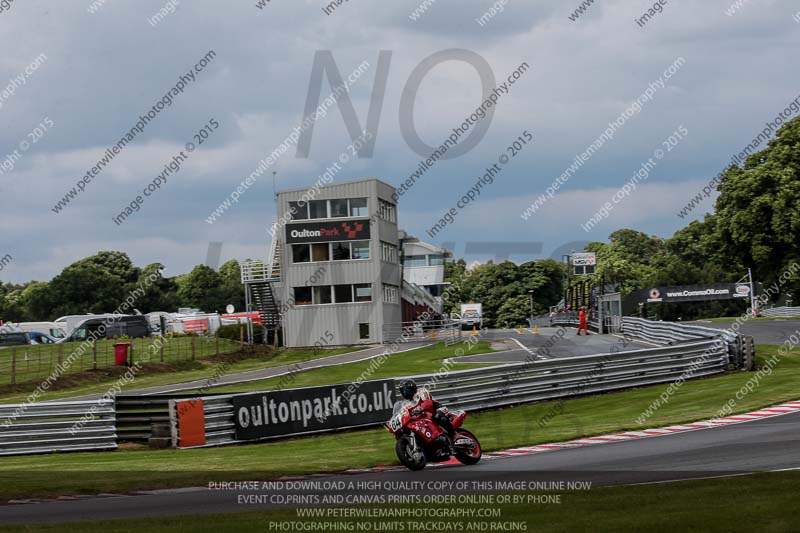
left=113, top=342, right=130, bottom=366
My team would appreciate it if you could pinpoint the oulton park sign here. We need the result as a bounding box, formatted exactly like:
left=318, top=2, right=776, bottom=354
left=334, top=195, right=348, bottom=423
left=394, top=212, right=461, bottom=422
left=285, top=218, right=371, bottom=244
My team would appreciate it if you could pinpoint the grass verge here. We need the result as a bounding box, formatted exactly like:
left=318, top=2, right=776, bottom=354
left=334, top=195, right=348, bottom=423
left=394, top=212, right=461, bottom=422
left=0, top=344, right=797, bottom=501
left=196, top=340, right=498, bottom=393
left=2, top=471, right=798, bottom=532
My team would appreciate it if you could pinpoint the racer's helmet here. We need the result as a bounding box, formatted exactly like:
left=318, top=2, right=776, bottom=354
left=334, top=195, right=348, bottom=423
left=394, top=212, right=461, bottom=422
left=399, top=379, right=418, bottom=400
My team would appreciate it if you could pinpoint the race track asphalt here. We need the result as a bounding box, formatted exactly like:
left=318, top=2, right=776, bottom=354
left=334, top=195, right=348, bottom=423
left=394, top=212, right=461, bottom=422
left=453, top=328, right=652, bottom=363
left=2, top=409, right=797, bottom=524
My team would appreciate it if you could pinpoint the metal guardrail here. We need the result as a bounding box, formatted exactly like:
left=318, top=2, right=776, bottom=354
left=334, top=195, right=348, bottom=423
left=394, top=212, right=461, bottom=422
left=621, top=316, right=729, bottom=344
left=199, top=395, right=238, bottom=446
left=408, top=338, right=729, bottom=411
left=0, top=400, right=116, bottom=456
left=620, top=317, right=745, bottom=368
left=762, top=306, right=800, bottom=317
left=116, top=395, right=181, bottom=442
left=116, top=394, right=239, bottom=444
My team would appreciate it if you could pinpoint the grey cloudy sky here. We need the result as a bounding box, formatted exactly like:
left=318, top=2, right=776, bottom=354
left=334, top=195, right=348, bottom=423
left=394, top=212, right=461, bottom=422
left=1, top=0, right=798, bottom=283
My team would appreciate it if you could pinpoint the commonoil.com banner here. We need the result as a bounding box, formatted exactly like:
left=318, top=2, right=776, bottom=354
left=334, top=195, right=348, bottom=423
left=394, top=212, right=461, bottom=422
left=640, top=283, right=751, bottom=304
left=232, top=379, right=396, bottom=440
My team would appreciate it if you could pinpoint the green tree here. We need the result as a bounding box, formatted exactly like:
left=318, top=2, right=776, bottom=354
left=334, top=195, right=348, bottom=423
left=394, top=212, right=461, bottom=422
left=714, top=116, right=800, bottom=296
left=218, top=259, right=245, bottom=312
left=495, top=294, right=530, bottom=328
left=589, top=229, right=665, bottom=295
left=519, top=259, right=563, bottom=313
left=77, top=251, right=139, bottom=284
left=48, top=262, right=125, bottom=317
left=441, top=258, right=563, bottom=327
left=21, top=281, right=53, bottom=321
left=177, top=265, right=225, bottom=312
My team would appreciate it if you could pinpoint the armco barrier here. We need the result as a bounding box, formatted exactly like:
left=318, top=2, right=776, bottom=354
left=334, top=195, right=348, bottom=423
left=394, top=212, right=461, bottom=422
left=620, top=317, right=747, bottom=368
left=621, top=317, right=726, bottom=344
left=171, top=336, right=733, bottom=448
left=409, top=338, right=730, bottom=411
left=115, top=393, right=234, bottom=443
left=762, top=306, right=800, bottom=318
left=116, top=395, right=172, bottom=442
left=0, top=400, right=116, bottom=456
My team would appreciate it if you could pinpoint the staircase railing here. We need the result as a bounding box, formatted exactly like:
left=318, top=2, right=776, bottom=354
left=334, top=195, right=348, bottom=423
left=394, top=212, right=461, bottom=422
left=266, top=232, right=282, bottom=280
left=240, top=260, right=270, bottom=283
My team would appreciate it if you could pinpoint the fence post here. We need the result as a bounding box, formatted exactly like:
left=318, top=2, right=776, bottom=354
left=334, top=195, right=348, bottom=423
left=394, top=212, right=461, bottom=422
left=57, top=344, right=63, bottom=367
left=240, top=325, right=244, bottom=349
left=160, top=337, right=165, bottom=363
left=130, top=339, right=135, bottom=367
left=216, top=335, right=220, bottom=356
left=92, top=339, right=97, bottom=370
left=191, top=336, right=196, bottom=360
left=11, top=348, right=16, bottom=386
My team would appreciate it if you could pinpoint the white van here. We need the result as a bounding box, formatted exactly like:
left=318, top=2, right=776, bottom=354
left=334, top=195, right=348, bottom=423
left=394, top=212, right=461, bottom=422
left=9, top=321, right=66, bottom=339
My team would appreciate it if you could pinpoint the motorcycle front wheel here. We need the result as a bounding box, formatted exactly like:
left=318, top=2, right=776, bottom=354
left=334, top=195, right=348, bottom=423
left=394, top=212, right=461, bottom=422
left=396, top=434, right=427, bottom=471
left=453, top=429, right=482, bottom=465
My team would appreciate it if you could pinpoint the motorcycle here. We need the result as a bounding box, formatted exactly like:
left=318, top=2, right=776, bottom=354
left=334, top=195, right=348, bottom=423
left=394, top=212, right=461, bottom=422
left=385, top=399, right=482, bottom=471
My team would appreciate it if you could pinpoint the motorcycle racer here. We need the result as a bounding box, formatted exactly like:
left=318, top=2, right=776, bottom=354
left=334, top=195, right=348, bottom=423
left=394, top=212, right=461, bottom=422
left=398, top=379, right=457, bottom=437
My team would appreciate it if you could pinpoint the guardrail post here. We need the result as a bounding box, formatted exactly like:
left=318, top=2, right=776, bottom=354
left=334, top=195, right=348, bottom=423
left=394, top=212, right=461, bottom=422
left=11, top=348, right=16, bottom=385
left=734, top=335, right=744, bottom=369
left=744, top=336, right=756, bottom=371
left=92, top=339, right=97, bottom=370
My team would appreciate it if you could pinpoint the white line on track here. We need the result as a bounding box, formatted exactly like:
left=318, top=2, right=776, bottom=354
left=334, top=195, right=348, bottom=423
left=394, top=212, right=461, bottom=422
left=509, top=337, right=538, bottom=357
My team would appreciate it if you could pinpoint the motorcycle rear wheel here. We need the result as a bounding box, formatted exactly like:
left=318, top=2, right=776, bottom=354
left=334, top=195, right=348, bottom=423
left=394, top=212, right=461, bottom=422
left=396, top=435, right=427, bottom=471
left=453, top=429, right=482, bottom=465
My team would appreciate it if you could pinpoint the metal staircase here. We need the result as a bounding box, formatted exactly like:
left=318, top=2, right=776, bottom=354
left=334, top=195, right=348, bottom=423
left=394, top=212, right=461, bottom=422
left=267, top=233, right=282, bottom=279
left=240, top=230, right=283, bottom=342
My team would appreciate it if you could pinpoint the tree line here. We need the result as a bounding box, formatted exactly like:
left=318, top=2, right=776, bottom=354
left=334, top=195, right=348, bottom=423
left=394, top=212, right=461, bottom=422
left=0, top=251, right=245, bottom=322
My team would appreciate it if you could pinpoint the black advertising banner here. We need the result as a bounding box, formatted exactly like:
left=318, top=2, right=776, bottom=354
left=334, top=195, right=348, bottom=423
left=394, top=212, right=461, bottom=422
left=640, top=283, right=751, bottom=304
left=232, top=379, right=396, bottom=441
left=285, top=219, right=370, bottom=244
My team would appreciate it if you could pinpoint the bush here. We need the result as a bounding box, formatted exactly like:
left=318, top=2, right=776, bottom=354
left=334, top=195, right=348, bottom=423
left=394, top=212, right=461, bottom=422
left=216, top=323, right=263, bottom=344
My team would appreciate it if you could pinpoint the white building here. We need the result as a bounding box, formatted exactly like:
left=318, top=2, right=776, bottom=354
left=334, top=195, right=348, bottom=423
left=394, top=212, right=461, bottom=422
left=400, top=235, right=452, bottom=313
